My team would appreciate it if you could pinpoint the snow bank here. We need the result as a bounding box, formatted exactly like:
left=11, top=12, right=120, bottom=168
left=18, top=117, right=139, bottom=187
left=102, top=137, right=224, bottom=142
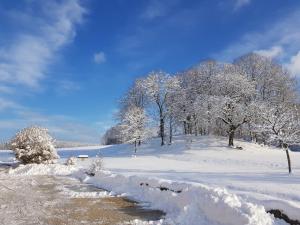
left=8, top=163, right=79, bottom=176
left=74, top=170, right=281, bottom=225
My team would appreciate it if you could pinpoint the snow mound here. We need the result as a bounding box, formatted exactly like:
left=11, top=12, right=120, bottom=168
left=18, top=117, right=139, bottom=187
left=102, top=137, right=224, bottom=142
left=76, top=171, right=282, bottom=225
left=8, top=163, right=79, bottom=176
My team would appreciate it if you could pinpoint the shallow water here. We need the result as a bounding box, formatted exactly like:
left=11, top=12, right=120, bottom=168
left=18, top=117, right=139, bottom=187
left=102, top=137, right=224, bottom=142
left=0, top=169, right=164, bottom=225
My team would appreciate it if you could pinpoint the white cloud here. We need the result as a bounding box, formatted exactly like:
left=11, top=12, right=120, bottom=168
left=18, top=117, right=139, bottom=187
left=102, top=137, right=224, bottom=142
left=215, top=9, right=300, bottom=62
left=287, top=51, right=300, bottom=77
left=0, top=1, right=94, bottom=143
left=254, top=46, right=283, bottom=59
left=0, top=0, right=85, bottom=88
left=93, top=51, right=106, bottom=64
left=0, top=85, right=14, bottom=94
left=234, top=0, right=251, bottom=10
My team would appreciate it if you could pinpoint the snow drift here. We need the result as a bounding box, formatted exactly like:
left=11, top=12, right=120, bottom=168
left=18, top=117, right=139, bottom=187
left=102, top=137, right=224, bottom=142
left=74, top=170, right=283, bottom=225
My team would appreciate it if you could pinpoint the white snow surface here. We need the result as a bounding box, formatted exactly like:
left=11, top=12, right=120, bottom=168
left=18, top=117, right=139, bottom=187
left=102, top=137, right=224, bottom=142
left=92, top=136, right=300, bottom=222
left=75, top=170, right=283, bottom=225
left=8, top=163, right=79, bottom=176
left=2, top=135, right=300, bottom=224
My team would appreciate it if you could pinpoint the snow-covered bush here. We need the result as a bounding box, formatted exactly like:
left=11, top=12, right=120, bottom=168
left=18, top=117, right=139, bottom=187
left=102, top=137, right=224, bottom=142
left=65, top=156, right=77, bottom=166
left=9, top=126, right=59, bottom=164
left=87, top=158, right=103, bottom=176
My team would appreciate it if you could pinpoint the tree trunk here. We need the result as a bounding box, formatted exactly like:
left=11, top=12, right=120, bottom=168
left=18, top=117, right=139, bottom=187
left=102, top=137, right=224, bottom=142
left=190, top=123, right=193, bottom=134
left=285, top=147, right=292, bottom=174
left=186, top=116, right=192, bottom=135
left=228, top=127, right=235, bottom=147
left=194, top=122, right=198, bottom=136
left=160, top=117, right=165, bottom=146
left=134, top=141, right=137, bottom=153
left=207, top=103, right=211, bottom=135
left=169, top=117, right=173, bottom=145
left=183, top=121, right=187, bottom=135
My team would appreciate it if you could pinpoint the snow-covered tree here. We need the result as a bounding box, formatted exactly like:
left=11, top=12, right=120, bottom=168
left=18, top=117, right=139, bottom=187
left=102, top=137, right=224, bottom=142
left=165, top=80, right=185, bottom=144
left=9, top=126, right=59, bottom=164
left=140, top=71, right=180, bottom=146
left=102, top=125, right=123, bottom=145
left=193, top=94, right=219, bottom=136
left=179, top=60, right=222, bottom=135
left=256, top=103, right=300, bottom=173
left=235, top=53, right=297, bottom=104
left=120, top=106, right=149, bottom=152
left=212, top=65, right=256, bottom=146
left=113, top=52, right=300, bottom=151
left=119, top=78, right=148, bottom=120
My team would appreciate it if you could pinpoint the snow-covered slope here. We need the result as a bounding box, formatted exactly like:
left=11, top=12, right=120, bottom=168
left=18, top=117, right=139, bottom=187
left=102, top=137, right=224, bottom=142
left=87, top=136, right=300, bottom=221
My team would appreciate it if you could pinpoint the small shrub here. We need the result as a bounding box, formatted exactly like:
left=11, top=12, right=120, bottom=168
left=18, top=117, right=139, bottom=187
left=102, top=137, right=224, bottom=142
left=65, top=156, right=77, bottom=166
left=87, top=158, right=103, bottom=176
left=9, top=126, right=59, bottom=164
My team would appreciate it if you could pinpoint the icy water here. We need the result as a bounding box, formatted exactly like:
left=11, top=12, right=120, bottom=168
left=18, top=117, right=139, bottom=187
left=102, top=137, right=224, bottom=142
left=0, top=167, right=164, bottom=225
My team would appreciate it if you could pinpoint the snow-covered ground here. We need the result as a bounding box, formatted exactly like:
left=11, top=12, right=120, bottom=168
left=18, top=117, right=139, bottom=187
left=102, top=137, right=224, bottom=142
left=1, top=135, right=300, bottom=224
left=96, top=136, right=300, bottom=219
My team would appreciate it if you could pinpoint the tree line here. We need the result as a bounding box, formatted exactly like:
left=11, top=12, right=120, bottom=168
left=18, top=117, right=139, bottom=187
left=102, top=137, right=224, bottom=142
left=103, top=53, right=300, bottom=172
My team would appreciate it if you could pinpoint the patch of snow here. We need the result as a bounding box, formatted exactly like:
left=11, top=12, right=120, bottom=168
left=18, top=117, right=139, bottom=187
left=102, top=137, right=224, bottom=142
left=61, top=187, right=112, bottom=198
left=8, top=163, right=79, bottom=176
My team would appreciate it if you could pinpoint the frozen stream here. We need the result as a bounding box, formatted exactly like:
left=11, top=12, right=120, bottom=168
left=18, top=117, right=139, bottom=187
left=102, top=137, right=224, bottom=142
left=0, top=166, right=164, bottom=225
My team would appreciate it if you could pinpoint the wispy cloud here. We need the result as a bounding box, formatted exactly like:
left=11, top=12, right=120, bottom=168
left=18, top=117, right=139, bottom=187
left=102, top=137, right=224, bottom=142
left=141, top=0, right=170, bottom=20
left=215, top=8, right=300, bottom=72
left=93, top=51, right=106, bottom=64
left=0, top=98, right=21, bottom=112
left=0, top=85, right=14, bottom=94
left=0, top=0, right=86, bottom=88
left=117, top=0, right=201, bottom=59
left=254, top=46, right=283, bottom=59
left=287, top=51, right=300, bottom=77
left=56, top=80, right=81, bottom=94
left=0, top=108, right=99, bottom=143
left=234, top=0, right=251, bottom=10
left=0, top=0, right=95, bottom=142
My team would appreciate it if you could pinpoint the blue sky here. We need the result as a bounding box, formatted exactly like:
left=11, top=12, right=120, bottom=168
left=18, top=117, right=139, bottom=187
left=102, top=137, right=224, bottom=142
left=1, top=0, right=300, bottom=143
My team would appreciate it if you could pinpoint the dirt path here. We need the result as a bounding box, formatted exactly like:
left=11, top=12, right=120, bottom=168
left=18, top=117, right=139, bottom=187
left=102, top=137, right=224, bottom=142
left=0, top=168, right=164, bottom=225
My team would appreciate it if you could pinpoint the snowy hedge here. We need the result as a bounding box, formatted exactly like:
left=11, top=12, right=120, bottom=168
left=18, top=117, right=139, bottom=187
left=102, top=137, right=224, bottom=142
left=9, top=126, right=59, bottom=164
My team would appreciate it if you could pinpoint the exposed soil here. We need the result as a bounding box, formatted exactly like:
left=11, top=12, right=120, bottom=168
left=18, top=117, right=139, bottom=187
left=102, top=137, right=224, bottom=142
left=267, top=209, right=300, bottom=225
left=0, top=168, right=164, bottom=225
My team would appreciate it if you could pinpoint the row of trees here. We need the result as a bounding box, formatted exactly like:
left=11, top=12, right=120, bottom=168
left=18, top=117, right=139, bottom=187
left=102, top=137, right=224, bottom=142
left=104, top=53, right=300, bottom=173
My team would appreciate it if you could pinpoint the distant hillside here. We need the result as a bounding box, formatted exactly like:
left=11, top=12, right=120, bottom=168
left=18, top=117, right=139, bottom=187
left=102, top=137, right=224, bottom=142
left=55, top=140, right=99, bottom=148
left=0, top=142, right=8, bottom=150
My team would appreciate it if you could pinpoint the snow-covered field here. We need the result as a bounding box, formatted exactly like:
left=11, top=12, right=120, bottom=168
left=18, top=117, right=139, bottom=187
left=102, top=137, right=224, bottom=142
left=1, top=135, right=300, bottom=225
